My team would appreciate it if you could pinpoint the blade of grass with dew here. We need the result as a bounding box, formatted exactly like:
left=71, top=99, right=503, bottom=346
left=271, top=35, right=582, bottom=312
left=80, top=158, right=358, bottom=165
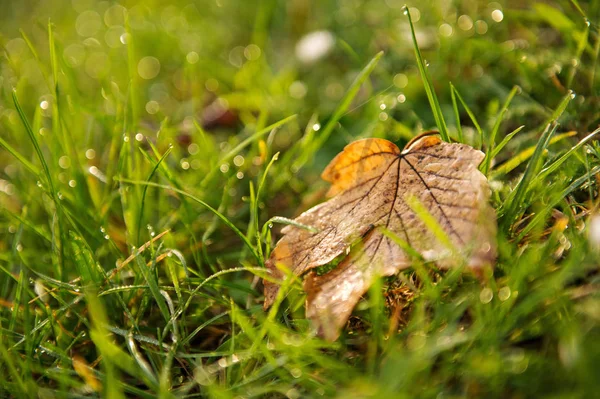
left=201, top=175, right=236, bottom=273
left=136, top=146, right=172, bottom=245
left=145, top=140, right=200, bottom=247
left=482, top=85, right=520, bottom=175
left=86, top=292, right=159, bottom=394
left=260, top=216, right=319, bottom=250
left=295, top=51, right=384, bottom=170
left=12, top=90, right=66, bottom=278
left=405, top=7, right=449, bottom=142
left=566, top=23, right=589, bottom=88
left=117, top=179, right=262, bottom=264
left=253, top=152, right=279, bottom=257
left=134, top=254, right=170, bottom=323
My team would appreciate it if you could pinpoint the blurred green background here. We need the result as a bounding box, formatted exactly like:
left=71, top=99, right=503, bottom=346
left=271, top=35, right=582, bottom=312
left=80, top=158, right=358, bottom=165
left=1, top=0, right=600, bottom=397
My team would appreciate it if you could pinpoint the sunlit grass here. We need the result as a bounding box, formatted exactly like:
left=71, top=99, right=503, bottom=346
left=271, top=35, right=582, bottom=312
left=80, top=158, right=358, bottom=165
left=1, top=0, right=600, bottom=397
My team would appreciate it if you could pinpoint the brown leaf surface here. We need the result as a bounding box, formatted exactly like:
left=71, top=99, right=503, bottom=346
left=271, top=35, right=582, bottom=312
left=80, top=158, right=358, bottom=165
left=264, top=133, right=496, bottom=340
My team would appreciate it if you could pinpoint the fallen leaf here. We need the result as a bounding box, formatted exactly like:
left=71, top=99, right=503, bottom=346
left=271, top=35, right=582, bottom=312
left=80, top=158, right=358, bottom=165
left=264, top=132, right=496, bottom=340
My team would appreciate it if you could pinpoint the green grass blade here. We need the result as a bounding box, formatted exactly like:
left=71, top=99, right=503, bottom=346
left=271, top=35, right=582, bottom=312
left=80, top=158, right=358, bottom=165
left=449, top=83, right=483, bottom=147
left=12, top=90, right=57, bottom=200
left=310, top=51, right=383, bottom=151
left=117, top=179, right=262, bottom=265
left=253, top=151, right=279, bottom=255
left=449, top=82, right=464, bottom=143
left=530, top=127, right=600, bottom=188
left=517, top=164, right=600, bottom=239
left=405, top=7, right=449, bottom=141
left=489, top=125, right=525, bottom=160
left=493, top=131, right=576, bottom=177
left=134, top=253, right=170, bottom=323
left=201, top=114, right=297, bottom=188
left=136, top=145, right=173, bottom=244
left=405, top=195, right=455, bottom=252
left=0, top=136, right=40, bottom=176
left=482, top=85, right=520, bottom=175
left=502, top=122, right=559, bottom=231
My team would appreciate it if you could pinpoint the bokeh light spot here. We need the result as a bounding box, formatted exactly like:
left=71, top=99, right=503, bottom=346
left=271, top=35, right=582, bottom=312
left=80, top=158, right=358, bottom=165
left=138, top=56, right=161, bottom=80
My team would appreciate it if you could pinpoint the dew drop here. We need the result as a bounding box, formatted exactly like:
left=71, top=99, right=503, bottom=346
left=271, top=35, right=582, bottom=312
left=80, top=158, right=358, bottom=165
left=290, top=368, right=302, bottom=378
left=58, top=155, right=71, bottom=169
left=188, top=143, right=199, bottom=155
left=480, top=287, right=493, bottom=304
left=186, top=51, right=199, bottom=64
left=491, top=9, right=504, bottom=22
left=475, top=20, right=488, bottom=35
left=233, top=155, right=245, bottom=166
left=312, top=123, right=321, bottom=131
left=409, top=7, right=420, bottom=22
left=439, top=23, right=453, bottom=37
left=498, top=286, right=511, bottom=301
left=393, top=73, right=408, bottom=88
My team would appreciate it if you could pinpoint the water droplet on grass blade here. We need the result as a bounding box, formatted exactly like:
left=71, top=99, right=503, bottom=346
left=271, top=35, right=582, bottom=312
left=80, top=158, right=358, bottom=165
left=498, top=286, right=511, bottom=301
left=480, top=287, right=493, bottom=304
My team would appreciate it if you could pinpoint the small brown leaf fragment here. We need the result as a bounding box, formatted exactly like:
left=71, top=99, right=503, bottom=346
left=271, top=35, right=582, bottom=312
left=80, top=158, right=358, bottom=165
left=264, top=133, right=496, bottom=340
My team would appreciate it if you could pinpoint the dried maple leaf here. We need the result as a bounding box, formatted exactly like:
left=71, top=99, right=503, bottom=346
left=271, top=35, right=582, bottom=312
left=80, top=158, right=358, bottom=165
left=264, top=132, right=496, bottom=340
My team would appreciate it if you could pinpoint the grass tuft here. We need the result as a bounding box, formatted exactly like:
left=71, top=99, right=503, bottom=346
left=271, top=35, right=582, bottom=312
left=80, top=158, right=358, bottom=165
left=1, top=1, right=600, bottom=397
